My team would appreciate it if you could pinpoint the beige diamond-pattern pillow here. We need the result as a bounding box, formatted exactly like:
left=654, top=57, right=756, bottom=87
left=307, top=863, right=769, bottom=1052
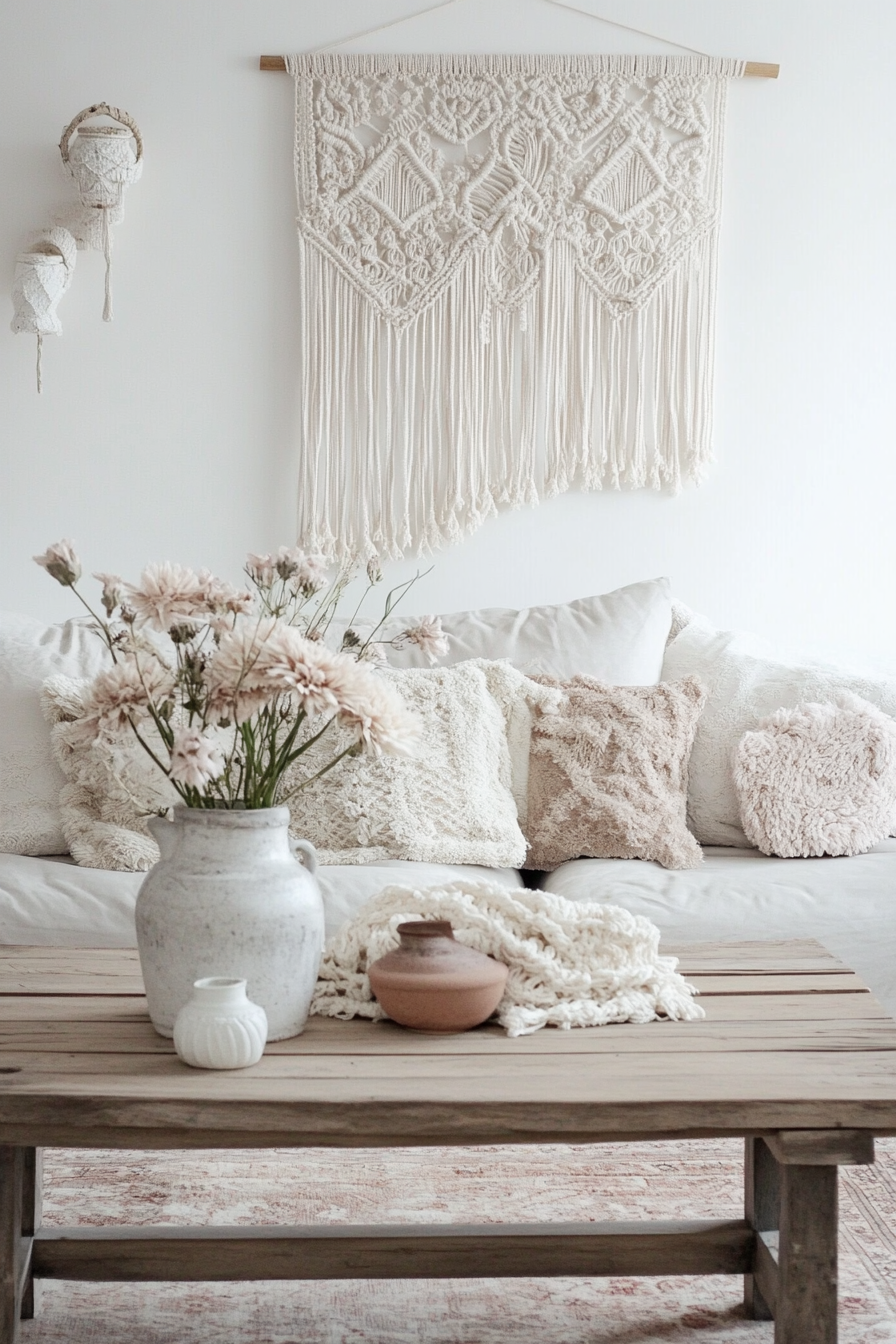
left=525, top=676, right=706, bottom=871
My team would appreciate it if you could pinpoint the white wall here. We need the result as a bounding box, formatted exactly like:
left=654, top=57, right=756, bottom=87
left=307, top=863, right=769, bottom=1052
left=2, top=1, right=895, bottom=665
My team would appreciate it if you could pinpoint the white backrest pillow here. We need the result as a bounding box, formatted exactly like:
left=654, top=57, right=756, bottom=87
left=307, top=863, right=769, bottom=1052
left=383, top=577, right=673, bottom=683
left=663, top=621, right=896, bottom=847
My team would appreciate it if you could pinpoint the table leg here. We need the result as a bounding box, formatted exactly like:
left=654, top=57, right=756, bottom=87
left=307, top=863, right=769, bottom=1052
left=0, top=1148, right=25, bottom=1344
left=19, top=1150, right=41, bottom=1321
left=744, top=1136, right=778, bottom=1320
left=776, top=1164, right=837, bottom=1344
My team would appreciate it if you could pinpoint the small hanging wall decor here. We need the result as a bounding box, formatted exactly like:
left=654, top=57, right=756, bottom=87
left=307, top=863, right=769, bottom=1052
left=281, top=52, right=745, bottom=560
left=10, top=227, right=77, bottom=392
left=9, top=102, right=143, bottom=392
left=59, top=103, right=143, bottom=322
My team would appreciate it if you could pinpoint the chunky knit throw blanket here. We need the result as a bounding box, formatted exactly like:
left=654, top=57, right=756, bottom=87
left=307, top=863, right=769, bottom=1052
left=311, top=879, right=704, bottom=1037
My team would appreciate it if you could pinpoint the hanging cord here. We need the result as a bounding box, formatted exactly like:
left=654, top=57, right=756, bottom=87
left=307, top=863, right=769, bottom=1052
left=309, top=0, right=711, bottom=55
left=101, top=206, right=114, bottom=322
left=36, top=334, right=43, bottom=395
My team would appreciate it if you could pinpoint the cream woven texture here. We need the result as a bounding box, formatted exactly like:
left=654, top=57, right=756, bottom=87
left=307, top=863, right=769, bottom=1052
left=286, top=661, right=562, bottom=866
left=287, top=54, right=742, bottom=558
left=311, top=878, right=704, bottom=1037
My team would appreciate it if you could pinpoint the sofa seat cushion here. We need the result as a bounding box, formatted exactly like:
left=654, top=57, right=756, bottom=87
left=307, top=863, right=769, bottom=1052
left=0, top=855, right=522, bottom=950
left=540, top=843, right=896, bottom=1018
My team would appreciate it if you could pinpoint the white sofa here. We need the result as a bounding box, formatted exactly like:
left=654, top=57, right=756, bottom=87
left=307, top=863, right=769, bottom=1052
left=4, top=579, right=896, bottom=1015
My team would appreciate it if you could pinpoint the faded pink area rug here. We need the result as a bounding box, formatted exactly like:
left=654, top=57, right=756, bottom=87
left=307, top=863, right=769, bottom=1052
left=21, top=1139, right=896, bottom=1343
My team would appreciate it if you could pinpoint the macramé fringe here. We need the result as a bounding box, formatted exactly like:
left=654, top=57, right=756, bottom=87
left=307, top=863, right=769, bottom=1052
left=297, top=234, right=719, bottom=561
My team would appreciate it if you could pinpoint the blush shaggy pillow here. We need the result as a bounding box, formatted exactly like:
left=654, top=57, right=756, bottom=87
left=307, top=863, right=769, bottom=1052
left=525, top=676, right=706, bottom=871
left=733, top=693, right=896, bottom=858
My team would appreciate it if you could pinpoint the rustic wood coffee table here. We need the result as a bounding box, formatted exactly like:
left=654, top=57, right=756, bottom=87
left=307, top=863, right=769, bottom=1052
left=0, top=938, right=894, bottom=1344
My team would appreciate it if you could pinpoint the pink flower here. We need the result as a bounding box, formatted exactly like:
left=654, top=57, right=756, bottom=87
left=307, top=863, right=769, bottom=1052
left=399, top=616, right=450, bottom=665
left=263, top=625, right=345, bottom=717
left=245, top=552, right=276, bottom=587
left=336, top=672, right=420, bottom=757
left=34, top=540, right=81, bottom=586
left=205, top=617, right=280, bottom=724
left=127, top=563, right=207, bottom=632
left=274, top=546, right=329, bottom=595
left=196, top=570, right=255, bottom=619
left=73, top=656, right=175, bottom=742
left=169, top=727, right=224, bottom=791
left=93, top=572, right=124, bottom=616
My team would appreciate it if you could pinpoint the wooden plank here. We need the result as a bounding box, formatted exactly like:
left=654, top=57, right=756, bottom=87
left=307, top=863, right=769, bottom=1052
left=777, top=1165, right=838, bottom=1343
left=0, top=949, right=143, bottom=998
left=0, top=992, right=887, bottom=1034
left=0, top=976, right=145, bottom=998
left=685, top=972, right=869, bottom=996
left=0, top=1046, right=894, bottom=1092
left=0, top=949, right=139, bottom=965
left=19, top=1150, right=39, bottom=1322
left=744, top=1136, right=779, bottom=1321
left=667, top=940, right=848, bottom=974
left=753, top=1230, right=779, bottom=1317
left=2, top=1018, right=895, bottom=1057
left=31, top=1218, right=753, bottom=1281
left=0, top=1147, right=22, bottom=1343
left=0, top=998, right=150, bottom=1023
left=697, top=994, right=888, bottom=1023
left=764, top=1129, right=875, bottom=1166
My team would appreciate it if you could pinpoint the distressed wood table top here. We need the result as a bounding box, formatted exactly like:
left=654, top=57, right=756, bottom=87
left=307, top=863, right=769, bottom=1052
left=0, top=938, right=895, bottom=1148
left=0, top=938, right=891, bottom=1343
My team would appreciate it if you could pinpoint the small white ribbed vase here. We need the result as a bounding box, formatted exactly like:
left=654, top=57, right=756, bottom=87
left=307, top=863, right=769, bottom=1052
left=173, top=978, right=268, bottom=1070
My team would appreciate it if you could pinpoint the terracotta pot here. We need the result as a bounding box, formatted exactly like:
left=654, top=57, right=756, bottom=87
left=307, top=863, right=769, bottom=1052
left=368, top=920, right=508, bottom=1033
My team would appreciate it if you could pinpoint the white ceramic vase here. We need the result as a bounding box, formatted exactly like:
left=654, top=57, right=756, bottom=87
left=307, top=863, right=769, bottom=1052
left=173, top=977, right=268, bottom=1070
left=135, top=806, right=324, bottom=1041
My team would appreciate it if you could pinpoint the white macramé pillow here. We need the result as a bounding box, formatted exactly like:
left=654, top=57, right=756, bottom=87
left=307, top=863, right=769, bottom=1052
left=662, top=621, right=896, bottom=847
left=380, top=577, right=673, bottom=684
left=285, top=661, right=561, bottom=866
left=1, top=613, right=110, bottom=855
left=42, top=661, right=560, bottom=872
left=733, top=694, right=896, bottom=858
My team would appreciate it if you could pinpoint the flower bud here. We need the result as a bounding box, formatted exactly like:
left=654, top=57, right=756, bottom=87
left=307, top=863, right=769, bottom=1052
left=34, top=540, right=81, bottom=587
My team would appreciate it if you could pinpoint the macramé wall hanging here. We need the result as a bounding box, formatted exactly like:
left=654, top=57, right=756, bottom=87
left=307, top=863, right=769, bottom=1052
left=10, top=102, right=143, bottom=392
left=263, top=4, right=777, bottom=561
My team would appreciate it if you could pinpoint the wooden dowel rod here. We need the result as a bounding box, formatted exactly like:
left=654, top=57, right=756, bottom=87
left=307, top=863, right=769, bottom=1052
left=259, top=54, right=779, bottom=77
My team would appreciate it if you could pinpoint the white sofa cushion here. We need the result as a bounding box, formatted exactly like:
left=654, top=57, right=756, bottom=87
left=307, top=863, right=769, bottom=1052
left=662, top=621, right=896, bottom=847
left=383, top=577, right=673, bottom=683
left=0, top=614, right=109, bottom=856
left=541, top=843, right=896, bottom=1019
left=0, top=854, right=522, bottom=948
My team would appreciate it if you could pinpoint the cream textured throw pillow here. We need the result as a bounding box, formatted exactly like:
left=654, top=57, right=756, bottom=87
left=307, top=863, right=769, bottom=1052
left=1, top=614, right=109, bottom=855
left=286, top=661, right=561, bottom=866
left=42, top=661, right=559, bottom=871
left=663, top=622, right=896, bottom=846
left=733, top=694, right=896, bottom=858
left=43, top=675, right=178, bottom=871
left=525, top=676, right=706, bottom=871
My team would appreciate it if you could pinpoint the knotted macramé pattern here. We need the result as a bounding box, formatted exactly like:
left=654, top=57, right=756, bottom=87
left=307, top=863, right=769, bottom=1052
left=287, top=53, right=744, bottom=559
left=311, top=878, right=704, bottom=1037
